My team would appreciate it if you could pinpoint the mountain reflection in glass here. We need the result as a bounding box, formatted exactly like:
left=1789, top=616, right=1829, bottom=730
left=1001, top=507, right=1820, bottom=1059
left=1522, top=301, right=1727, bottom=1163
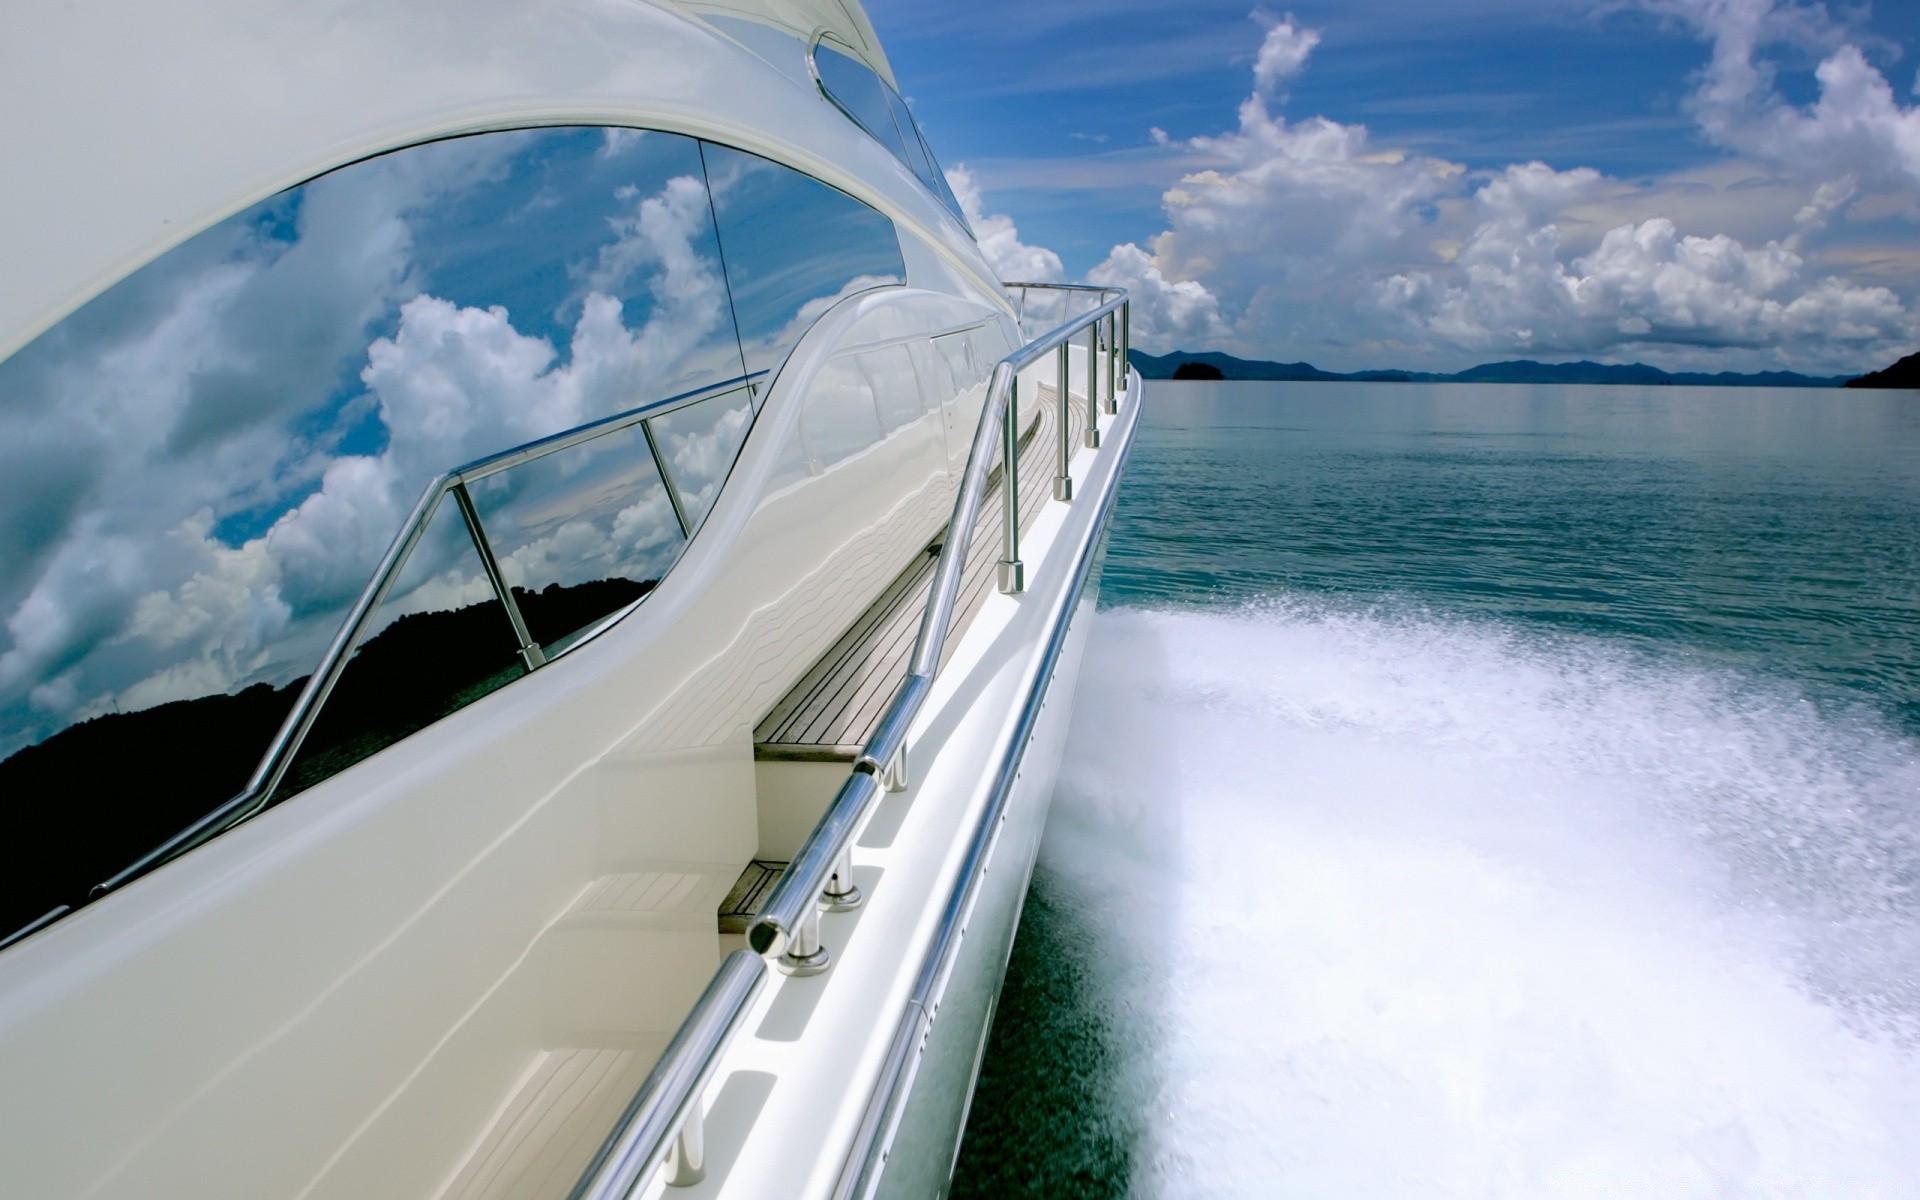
left=463, top=420, right=686, bottom=655
left=0, top=122, right=911, bottom=935
left=275, top=498, right=529, bottom=802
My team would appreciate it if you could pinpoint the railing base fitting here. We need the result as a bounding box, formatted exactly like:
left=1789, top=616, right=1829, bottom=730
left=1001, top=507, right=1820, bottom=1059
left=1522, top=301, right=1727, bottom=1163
left=997, top=559, right=1025, bottom=593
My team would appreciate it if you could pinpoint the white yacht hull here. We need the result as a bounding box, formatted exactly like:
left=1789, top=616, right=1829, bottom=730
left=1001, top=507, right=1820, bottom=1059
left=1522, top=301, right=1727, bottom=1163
left=874, top=571, right=1102, bottom=1199
left=0, top=0, right=1144, bottom=1192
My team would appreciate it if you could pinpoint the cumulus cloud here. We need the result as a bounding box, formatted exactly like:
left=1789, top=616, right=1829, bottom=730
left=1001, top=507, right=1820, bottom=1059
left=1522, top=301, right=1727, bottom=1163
left=945, top=165, right=1064, bottom=283
left=1252, top=15, right=1320, bottom=96
left=964, top=12, right=1914, bottom=372
left=1087, top=243, right=1229, bottom=349
left=1649, top=0, right=1920, bottom=191
left=1125, top=45, right=1466, bottom=357
left=1381, top=161, right=1912, bottom=361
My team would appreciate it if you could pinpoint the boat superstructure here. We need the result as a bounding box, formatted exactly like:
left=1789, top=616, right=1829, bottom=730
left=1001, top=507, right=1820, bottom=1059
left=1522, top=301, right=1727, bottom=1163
left=0, top=3, right=1139, bottom=1197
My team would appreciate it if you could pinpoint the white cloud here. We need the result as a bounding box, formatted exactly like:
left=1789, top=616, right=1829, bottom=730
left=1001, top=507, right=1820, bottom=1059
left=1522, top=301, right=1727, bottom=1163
left=945, top=164, right=1064, bottom=283
left=1252, top=15, right=1320, bottom=96
left=1087, top=242, right=1229, bottom=350
left=1379, top=162, right=1914, bottom=365
left=951, top=13, right=1916, bottom=372
left=1649, top=0, right=1920, bottom=191
left=1134, top=87, right=1465, bottom=361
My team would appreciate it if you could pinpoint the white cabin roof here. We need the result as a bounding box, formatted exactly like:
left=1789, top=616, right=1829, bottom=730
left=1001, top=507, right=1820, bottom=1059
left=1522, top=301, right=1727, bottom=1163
left=0, top=0, right=962, bottom=365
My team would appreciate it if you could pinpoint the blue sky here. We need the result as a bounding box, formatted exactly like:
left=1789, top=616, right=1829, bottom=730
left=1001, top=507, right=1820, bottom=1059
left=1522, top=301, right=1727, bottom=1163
left=868, top=0, right=1920, bottom=373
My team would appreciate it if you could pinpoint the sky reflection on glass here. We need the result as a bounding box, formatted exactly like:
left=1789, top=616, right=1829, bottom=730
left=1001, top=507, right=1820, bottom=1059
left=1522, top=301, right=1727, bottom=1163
left=702, top=142, right=907, bottom=379
left=0, top=127, right=904, bottom=776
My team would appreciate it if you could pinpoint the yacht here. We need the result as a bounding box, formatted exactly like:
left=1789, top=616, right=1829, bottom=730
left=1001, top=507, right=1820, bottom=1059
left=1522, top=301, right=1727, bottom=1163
left=0, top=1, right=1138, bottom=1197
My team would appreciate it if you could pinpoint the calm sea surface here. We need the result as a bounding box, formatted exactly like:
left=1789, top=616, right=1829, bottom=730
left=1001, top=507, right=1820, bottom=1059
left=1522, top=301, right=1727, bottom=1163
left=952, top=382, right=1920, bottom=1197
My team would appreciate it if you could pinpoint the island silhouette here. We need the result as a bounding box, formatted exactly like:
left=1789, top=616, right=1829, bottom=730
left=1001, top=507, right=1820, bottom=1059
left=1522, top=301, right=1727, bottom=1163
left=1129, top=349, right=1898, bottom=388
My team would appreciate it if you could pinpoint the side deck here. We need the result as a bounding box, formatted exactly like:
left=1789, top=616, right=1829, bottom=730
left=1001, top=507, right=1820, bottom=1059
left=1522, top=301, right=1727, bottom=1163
left=754, top=381, right=1090, bottom=761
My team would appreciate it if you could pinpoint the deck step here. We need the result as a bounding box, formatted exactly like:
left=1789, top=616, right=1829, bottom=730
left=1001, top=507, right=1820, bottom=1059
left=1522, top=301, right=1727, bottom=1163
left=717, top=859, right=787, bottom=935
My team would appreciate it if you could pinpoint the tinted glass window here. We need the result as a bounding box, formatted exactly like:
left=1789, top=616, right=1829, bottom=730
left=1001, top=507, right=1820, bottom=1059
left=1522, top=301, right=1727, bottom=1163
left=650, top=386, right=757, bottom=528
left=276, top=496, right=530, bottom=800
left=813, top=36, right=911, bottom=163
left=813, top=36, right=968, bottom=227
left=702, top=142, right=906, bottom=379
left=884, top=89, right=939, bottom=189
left=463, top=420, right=687, bottom=655
left=0, top=126, right=751, bottom=935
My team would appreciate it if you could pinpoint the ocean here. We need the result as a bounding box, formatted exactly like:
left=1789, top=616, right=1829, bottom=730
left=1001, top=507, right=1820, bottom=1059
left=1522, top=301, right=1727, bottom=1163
left=951, top=382, right=1920, bottom=1198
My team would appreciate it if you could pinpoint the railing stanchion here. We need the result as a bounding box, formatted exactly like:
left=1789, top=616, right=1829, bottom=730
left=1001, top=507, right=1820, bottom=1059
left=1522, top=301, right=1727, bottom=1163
left=452, top=482, right=545, bottom=670
left=662, top=1105, right=705, bottom=1187
left=1053, top=343, right=1072, bottom=501
left=777, top=904, right=829, bottom=976
left=1120, top=301, right=1131, bottom=391
left=1104, top=313, right=1118, bottom=415
left=822, top=846, right=862, bottom=911
left=1086, top=319, right=1101, bottom=440
left=998, top=375, right=1024, bottom=593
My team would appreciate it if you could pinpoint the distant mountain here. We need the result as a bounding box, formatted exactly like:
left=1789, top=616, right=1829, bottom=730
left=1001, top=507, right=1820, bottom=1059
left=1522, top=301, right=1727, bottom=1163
left=1845, top=352, right=1920, bottom=389
left=1128, top=350, right=1346, bottom=382
left=1128, top=349, right=1851, bottom=388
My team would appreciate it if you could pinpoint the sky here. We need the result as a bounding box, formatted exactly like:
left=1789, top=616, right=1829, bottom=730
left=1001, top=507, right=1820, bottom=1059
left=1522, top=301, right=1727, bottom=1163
left=868, top=0, right=1920, bottom=373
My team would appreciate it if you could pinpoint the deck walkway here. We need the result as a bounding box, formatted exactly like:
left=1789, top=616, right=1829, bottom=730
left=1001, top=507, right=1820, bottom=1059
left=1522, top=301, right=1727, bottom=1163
left=754, top=380, right=1092, bottom=760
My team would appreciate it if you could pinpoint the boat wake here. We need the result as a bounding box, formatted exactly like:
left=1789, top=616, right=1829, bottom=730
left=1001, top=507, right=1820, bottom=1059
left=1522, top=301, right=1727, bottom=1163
left=1044, top=600, right=1920, bottom=1197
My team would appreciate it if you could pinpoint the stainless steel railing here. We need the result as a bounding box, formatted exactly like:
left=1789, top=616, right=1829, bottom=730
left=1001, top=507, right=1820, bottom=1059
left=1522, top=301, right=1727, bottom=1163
left=94, top=371, right=764, bottom=900
left=831, top=367, right=1136, bottom=1200
left=572, top=282, right=1133, bottom=1198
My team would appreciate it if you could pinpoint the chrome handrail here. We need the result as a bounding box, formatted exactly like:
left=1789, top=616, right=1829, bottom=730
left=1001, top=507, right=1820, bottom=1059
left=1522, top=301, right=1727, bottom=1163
left=832, top=374, right=1137, bottom=1200
left=569, top=949, right=769, bottom=1196
left=569, top=282, right=1133, bottom=1198
left=94, top=371, right=764, bottom=899
left=748, top=286, right=1129, bottom=964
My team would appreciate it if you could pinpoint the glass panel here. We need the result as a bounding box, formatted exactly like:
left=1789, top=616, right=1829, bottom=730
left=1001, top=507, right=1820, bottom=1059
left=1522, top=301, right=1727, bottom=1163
left=0, top=125, right=746, bottom=931
left=812, top=36, right=910, bottom=162
left=918, top=131, right=969, bottom=227
left=862, top=344, right=924, bottom=433
left=883, top=86, right=970, bottom=225
left=463, top=422, right=686, bottom=656
left=651, top=387, right=756, bottom=529
left=884, top=87, right=940, bottom=191
left=1015, top=288, right=1075, bottom=342
left=803, top=357, right=884, bottom=471
left=702, top=142, right=906, bottom=378
left=276, top=497, right=527, bottom=801
left=812, top=33, right=967, bottom=227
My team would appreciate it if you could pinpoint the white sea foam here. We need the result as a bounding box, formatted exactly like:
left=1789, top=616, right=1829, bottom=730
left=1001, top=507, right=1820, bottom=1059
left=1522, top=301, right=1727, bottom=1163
left=1046, top=601, right=1920, bottom=1197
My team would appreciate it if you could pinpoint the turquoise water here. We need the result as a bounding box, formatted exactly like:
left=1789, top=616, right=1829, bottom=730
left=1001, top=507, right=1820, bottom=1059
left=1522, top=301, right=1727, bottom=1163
left=953, top=383, right=1920, bottom=1198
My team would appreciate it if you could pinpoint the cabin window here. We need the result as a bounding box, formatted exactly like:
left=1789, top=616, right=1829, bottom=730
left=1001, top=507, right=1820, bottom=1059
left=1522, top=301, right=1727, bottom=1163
left=811, top=34, right=969, bottom=226
left=0, top=125, right=904, bottom=941
left=701, top=141, right=908, bottom=379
